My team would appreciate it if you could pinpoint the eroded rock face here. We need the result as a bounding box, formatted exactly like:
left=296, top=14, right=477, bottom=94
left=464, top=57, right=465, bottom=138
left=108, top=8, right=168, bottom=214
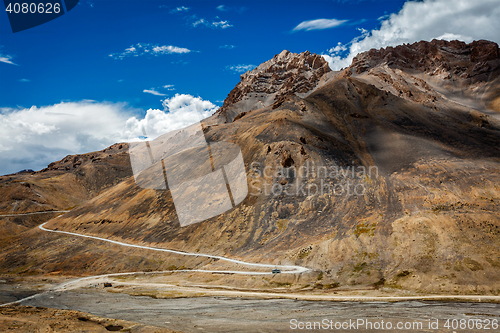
left=345, top=39, right=500, bottom=112
left=350, top=39, right=500, bottom=82
left=214, top=50, right=332, bottom=123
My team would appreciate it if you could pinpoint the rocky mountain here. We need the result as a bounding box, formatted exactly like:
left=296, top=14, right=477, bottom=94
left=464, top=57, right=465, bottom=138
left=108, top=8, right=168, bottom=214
left=1, top=40, right=500, bottom=294
left=351, top=39, right=500, bottom=78
left=211, top=50, right=333, bottom=123
left=0, top=143, right=132, bottom=238
left=347, top=39, right=500, bottom=113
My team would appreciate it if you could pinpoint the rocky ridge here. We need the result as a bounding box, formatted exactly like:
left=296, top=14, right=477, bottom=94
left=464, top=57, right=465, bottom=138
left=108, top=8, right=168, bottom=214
left=213, top=50, right=332, bottom=123
left=0, top=143, right=132, bottom=238
left=346, top=39, right=500, bottom=112
left=349, top=39, right=500, bottom=81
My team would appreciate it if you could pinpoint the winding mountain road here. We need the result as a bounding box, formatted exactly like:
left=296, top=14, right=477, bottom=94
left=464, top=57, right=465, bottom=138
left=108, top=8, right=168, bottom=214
left=2, top=214, right=500, bottom=308
left=0, top=216, right=309, bottom=307
left=38, top=221, right=309, bottom=275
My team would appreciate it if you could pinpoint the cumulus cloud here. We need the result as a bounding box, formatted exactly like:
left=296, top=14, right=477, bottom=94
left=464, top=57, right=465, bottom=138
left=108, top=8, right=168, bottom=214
left=216, top=5, right=227, bottom=11
left=0, top=102, right=134, bottom=175
left=192, top=18, right=233, bottom=29
left=0, top=94, right=218, bottom=175
left=226, top=64, right=256, bottom=73
left=323, top=0, right=500, bottom=70
left=125, top=94, right=218, bottom=141
left=293, top=18, right=348, bottom=31
left=220, top=44, right=235, bottom=49
left=109, top=43, right=191, bottom=60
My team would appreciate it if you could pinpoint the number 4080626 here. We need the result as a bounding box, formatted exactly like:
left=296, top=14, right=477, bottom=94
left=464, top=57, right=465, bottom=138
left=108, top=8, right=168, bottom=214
left=5, top=2, right=61, bottom=14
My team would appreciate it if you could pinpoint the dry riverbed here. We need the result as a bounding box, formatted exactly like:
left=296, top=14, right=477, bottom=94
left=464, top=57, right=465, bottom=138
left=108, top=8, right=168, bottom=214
left=2, top=274, right=500, bottom=332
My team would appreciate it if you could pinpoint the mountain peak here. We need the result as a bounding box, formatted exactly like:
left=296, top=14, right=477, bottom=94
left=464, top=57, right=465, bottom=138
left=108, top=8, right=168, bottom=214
left=213, top=50, right=332, bottom=123
left=276, top=49, right=291, bottom=59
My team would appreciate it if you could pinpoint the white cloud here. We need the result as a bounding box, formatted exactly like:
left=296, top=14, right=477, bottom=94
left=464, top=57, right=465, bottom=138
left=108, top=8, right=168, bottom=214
left=212, top=20, right=232, bottom=29
left=323, top=0, right=500, bottom=70
left=170, top=6, right=189, bottom=13
left=293, top=18, right=348, bottom=32
left=125, top=94, right=218, bottom=140
left=143, top=89, right=166, bottom=96
left=0, top=101, right=134, bottom=175
left=0, top=94, right=218, bottom=175
left=0, top=46, right=19, bottom=66
left=377, top=14, right=389, bottom=21
left=436, top=33, right=466, bottom=41
left=226, top=64, right=256, bottom=73
left=144, top=85, right=175, bottom=96
left=220, top=44, right=235, bottom=49
left=328, top=42, right=347, bottom=54
left=215, top=5, right=246, bottom=13
left=192, top=19, right=205, bottom=27
left=18, top=79, right=30, bottom=82
left=109, top=43, right=191, bottom=60
left=151, top=45, right=191, bottom=54
left=193, top=18, right=233, bottom=29
left=0, top=48, right=17, bottom=66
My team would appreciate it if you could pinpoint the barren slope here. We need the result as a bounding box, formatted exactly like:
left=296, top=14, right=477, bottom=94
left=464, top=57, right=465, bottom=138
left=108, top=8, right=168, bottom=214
left=0, top=143, right=132, bottom=239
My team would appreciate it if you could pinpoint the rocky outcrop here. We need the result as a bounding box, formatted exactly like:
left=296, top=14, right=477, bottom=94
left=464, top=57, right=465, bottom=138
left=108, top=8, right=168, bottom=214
left=42, top=143, right=128, bottom=173
left=349, top=39, right=500, bottom=82
left=344, top=40, right=500, bottom=112
left=213, top=50, right=332, bottom=123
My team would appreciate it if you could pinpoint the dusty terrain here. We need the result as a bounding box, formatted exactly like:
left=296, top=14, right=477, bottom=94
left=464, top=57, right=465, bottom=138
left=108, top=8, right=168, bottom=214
left=0, top=304, right=178, bottom=332
left=14, top=288, right=500, bottom=333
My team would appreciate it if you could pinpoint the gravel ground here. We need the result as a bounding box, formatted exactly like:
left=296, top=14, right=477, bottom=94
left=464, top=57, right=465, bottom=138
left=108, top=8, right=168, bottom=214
left=20, top=288, right=500, bottom=333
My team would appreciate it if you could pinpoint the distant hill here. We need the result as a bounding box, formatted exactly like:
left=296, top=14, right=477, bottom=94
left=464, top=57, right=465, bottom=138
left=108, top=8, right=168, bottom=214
left=0, top=143, right=132, bottom=238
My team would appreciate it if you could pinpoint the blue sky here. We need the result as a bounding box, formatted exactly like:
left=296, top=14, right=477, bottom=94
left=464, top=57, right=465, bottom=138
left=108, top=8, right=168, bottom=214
left=0, top=0, right=407, bottom=111
left=1, top=0, right=499, bottom=175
